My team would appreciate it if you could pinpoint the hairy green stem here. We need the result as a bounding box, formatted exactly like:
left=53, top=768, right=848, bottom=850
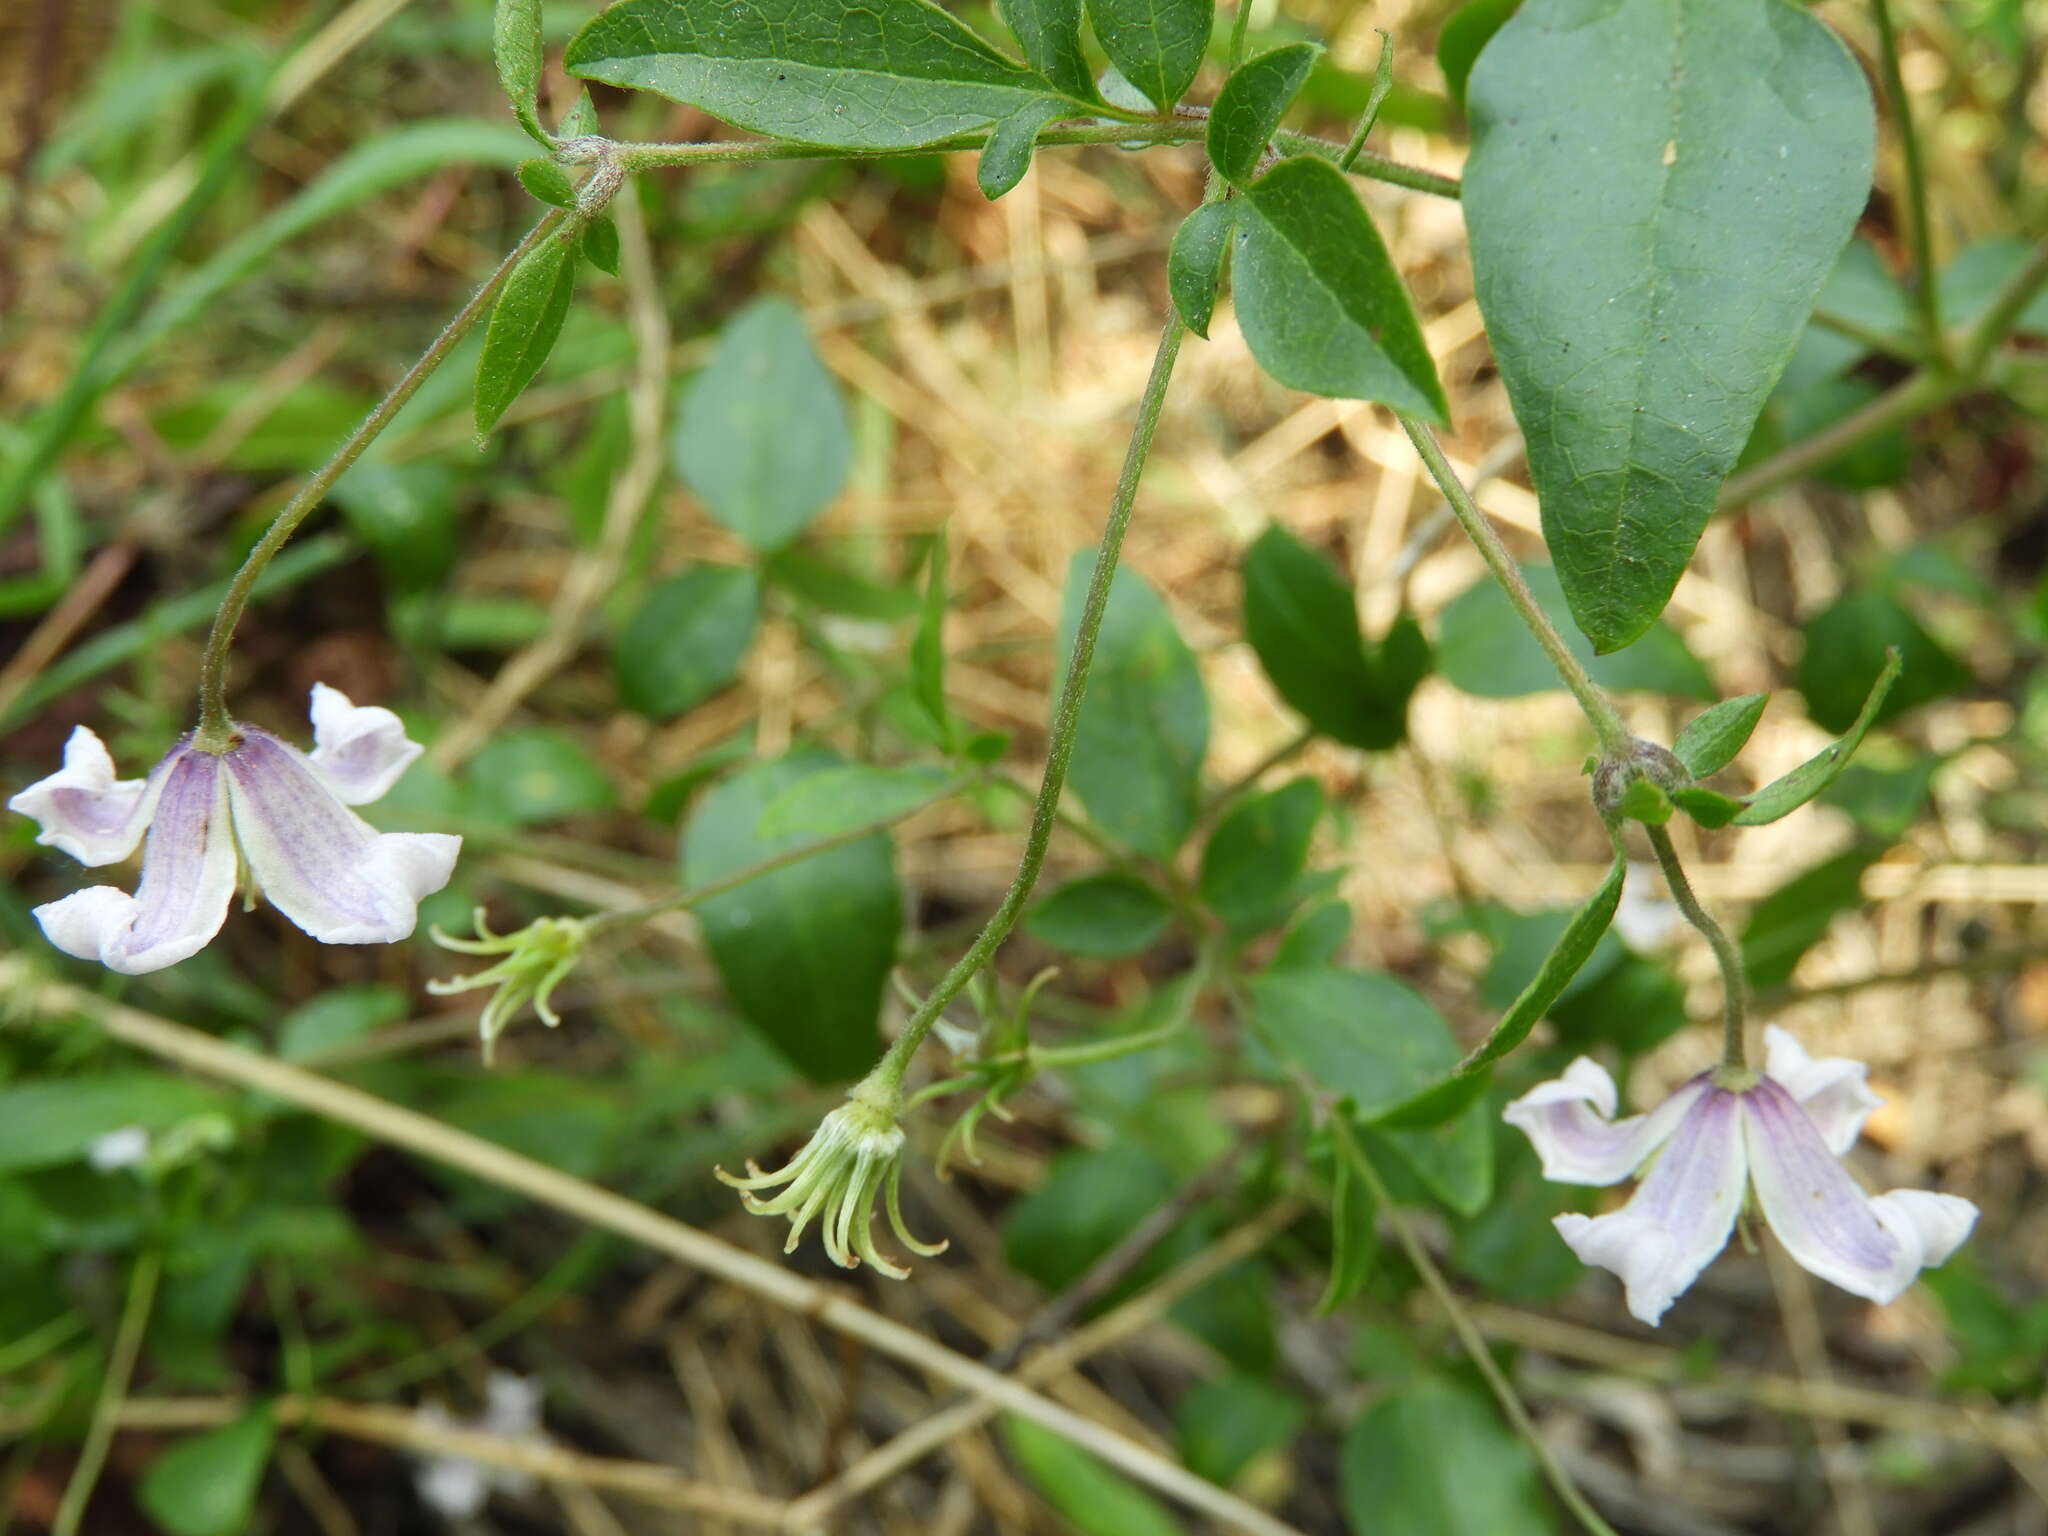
left=1329, top=1118, right=1622, bottom=1536
left=611, top=122, right=1462, bottom=199
left=51, top=1252, right=161, bottom=1536
left=865, top=316, right=1187, bottom=1098
left=190, top=211, right=565, bottom=745
left=1397, top=414, right=1632, bottom=753
left=1645, top=825, right=1748, bottom=1071
left=1870, top=0, right=1946, bottom=368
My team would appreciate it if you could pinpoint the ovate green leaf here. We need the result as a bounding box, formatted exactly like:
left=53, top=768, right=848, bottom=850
left=1168, top=200, right=1233, bottom=339
left=1464, top=0, right=1875, bottom=652
left=682, top=751, right=902, bottom=1081
left=1234, top=156, right=1447, bottom=420
left=1085, top=0, right=1212, bottom=110
left=674, top=298, right=850, bottom=551
left=138, top=1407, right=277, bottom=1536
left=613, top=564, right=760, bottom=719
left=999, top=0, right=1095, bottom=100
left=1250, top=967, right=1458, bottom=1120
left=979, top=97, right=1069, bottom=199
left=1056, top=554, right=1209, bottom=859
left=755, top=763, right=952, bottom=838
left=1797, top=589, right=1966, bottom=734
left=1342, top=1377, right=1554, bottom=1535
left=474, top=230, right=575, bottom=438
left=1208, top=43, right=1319, bottom=186
left=566, top=0, right=1069, bottom=151
left=1435, top=563, right=1712, bottom=700
left=1198, top=777, right=1323, bottom=934
left=1026, top=873, right=1174, bottom=958
left=1242, top=522, right=1423, bottom=748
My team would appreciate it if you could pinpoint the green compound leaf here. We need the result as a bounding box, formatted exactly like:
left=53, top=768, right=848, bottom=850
left=1026, top=872, right=1174, bottom=958
left=1464, top=0, right=1875, bottom=653
left=613, top=563, right=760, bottom=719
left=1375, top=850, right=1625, bottom=1130
left=1242, top=522, right=1426, bottom=749
left=139, top=1406, right=277, bottom=1536
left=979, top=97, right=1069, bottom=199
left=1085, top=0, right=1213, bottom=111
left=493, top=0, right=551, bottom=146
left=566, top=0, right=1073, bottom=151
left=1056, top=553, right=1209, bottom=860
left=1167, top=200, right=1233, bottom=339
left=674, top=297, right=851, bottom=551
left=998, top=0, right=1096, bottom=100
left=682, top=750, right=902, bottom=1082
left=1199, top=777, right=1324, bottom=935
left=1233, top=156, right=1448, bottom=421
left=1734, top=648, right=1900, bottom=826
left=1673, top=692, right=1768, bottom=778
left=474, top=230, right=576, bottom=439
left=1208, top=42, right=1319, bottom=186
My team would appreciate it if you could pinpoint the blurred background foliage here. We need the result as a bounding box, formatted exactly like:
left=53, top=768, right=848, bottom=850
left=0, top=0, right=2045, bottom=1532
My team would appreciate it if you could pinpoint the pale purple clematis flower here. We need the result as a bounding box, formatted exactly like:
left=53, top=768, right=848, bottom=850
left=9, top=684, right=459, bottom=974
left=1506, top=1026, right=1977, bottom=1325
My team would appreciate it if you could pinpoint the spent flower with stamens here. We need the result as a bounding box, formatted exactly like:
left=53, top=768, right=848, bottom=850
left=717, top=1092, right=946, bottom=1279
left=1506, top=1026, right=1978, bottom=1325
left=9, top=684, right=457, bottom=973
left=429, top=910, right=590, bottom=1062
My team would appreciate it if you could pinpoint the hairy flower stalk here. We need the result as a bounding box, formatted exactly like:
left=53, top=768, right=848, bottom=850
left=429, top=912, right=591, bottom=1063
left=10, top=685, right=457, bottom=973
left=1508, top=1026, right=1977, bottom=1325
left=718, top=1086, right=946, bottom=1280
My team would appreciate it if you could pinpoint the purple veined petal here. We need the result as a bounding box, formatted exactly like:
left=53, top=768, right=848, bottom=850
left=1762, top=1024, right=1883, bottom=1156
left=8, top=726, right=171, bottom=867
left=1504, top=1057, right=1710, bottom=1186
left=32, top=748, right=237, bottom=974
left=1742, top=1076, right=1927, bottom=1305
left=223, top=728, right=458, bottom=945
left=305, top=682, right=424, bottom=806
left=1553, top=1086, right=1747, bottom=1326
left=1868, top=1190, right=1978, bottom=1275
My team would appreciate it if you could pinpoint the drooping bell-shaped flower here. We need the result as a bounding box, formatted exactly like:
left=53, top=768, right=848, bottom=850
left=9, top=684, right=459, bottom=974
left=1506, top=1026, right=1977, bottom=1325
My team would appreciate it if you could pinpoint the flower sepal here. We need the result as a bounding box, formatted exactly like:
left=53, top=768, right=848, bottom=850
left=718, top=1088, right=946, bottom=1280
left=428, top=910, right=590, bottom=1062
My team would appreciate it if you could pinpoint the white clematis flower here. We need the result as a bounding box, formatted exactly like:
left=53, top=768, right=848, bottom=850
left=9, top=684, right=459, bottom=974
left=1505, top=1026, right=1978, bottom=1326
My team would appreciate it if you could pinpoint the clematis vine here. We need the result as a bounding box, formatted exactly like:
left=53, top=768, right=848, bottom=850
left=1507, top=1026, right=1977, bottom=1325
left=9, top=684, right=458, bottom=974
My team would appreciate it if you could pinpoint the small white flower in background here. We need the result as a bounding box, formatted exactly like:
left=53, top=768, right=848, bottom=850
left=8, top=685, right=459, bottom=974
left=87, top=1125, right=151, bottom=1173
left=1506, top=1026, right=1978, bottom=1326
left=413, top=1372, right=542, bottom=1520
left=1612, top=862, right=1682, bottom=951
